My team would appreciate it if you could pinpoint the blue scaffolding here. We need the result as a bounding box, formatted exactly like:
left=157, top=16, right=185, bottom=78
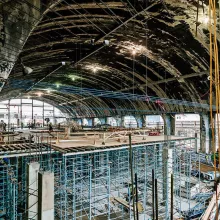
left=0, top=137, right=211, bottom=220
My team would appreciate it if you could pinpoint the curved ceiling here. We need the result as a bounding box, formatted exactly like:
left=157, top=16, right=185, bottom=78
left=0, top=0, right=215, bottom=117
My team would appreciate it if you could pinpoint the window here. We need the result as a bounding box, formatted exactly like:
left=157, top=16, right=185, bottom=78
left=0, top=99, right=67, bottom=127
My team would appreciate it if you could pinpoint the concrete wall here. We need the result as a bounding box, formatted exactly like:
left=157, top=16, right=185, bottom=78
left=38, top=172, right=54, bottom=220
left=26, top=162, right=40, bottom=220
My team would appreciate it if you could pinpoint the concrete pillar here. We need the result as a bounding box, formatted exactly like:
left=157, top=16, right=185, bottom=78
left=162, top=147, right=173, bottom=216
left=162, top=114, right=175, bottom=136
left=82, top=118, right=87, bottom=126
left=106, top=117, right=111, bottom=125
left=38, top=172, right=54, bottom=220
left=135, top=115, right=143, bottom=128
left=115, top=116, right=124, bottom=127
left=87, top=119, right=91, bottom=126
left=87, top=118, right=94, bottom=126
left=142, top=115, right=146, bottom=128
left=117, top=118, right=121, bottom=127
left=200, top=114, right=212, bottom=153
left=26, top=162, right=40, bottom=220
left=92, top=118, right=95, bottom=127
left=121, top=116, right=125, bottom=127
left=98, top=117, right=107, bottom=124
left=73, top=118, right=81, bottom=124
left=78, top=118, right=83, bottom=126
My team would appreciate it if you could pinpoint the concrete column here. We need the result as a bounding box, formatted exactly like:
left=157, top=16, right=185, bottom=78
left=98, top=117, right=107, bottom=124
left=162, top=114, right=175, bottom=136
left=116, top=117, right=121, bottom=127
left=87, top=118, right=94, bottom=126
left=106, top=117, right=111, bottom=125
left=92, top=118, right=95, bottom=127
left=87, top=118, right=91, bottom=126
left=78, top=118, right=83, bottom=126
left=135, top=115, right=143, bottom=128
left=142, top=115, right=146, bottom=128
left=200, top=114, right=212, bottom=153
left=38, top=172, right=54, bottom=220
left=121, top=116, right=125, bottom=127
left=162, top=148, right=173, bottom=216
left=26, top=162, right=40, bottom=220
left=115, top=116, right=124, bottom=127
left=82, top=118, right=87, bottom=126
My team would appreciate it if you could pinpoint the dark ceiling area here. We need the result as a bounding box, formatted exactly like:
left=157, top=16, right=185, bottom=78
left=0, top=0, right=214, bottom=117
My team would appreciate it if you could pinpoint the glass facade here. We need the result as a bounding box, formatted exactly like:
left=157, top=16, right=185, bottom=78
left=0, top=99, right=67, bottom=128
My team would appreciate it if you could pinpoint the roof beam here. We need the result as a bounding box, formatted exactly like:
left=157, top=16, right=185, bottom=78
left=119, top=70, right=209, bottom=92
left=15, top=0, right=161, bottom=105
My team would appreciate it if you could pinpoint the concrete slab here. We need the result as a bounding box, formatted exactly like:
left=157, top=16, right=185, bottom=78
left=53, top=135, right=193, bottom=149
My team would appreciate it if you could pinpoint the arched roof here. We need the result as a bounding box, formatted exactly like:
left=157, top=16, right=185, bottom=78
left=0, top=0, right=214, bottom=117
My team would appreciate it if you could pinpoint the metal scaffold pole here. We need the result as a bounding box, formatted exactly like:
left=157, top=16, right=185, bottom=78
left=107, top=153, right=111, bottom=220
left=89, top=157, right=92, bottom=220
left=129, top=134, right=136, bottom=220
left=0, top=136, right=208, bottom=220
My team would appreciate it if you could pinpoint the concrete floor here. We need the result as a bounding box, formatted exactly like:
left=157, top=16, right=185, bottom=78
left=53, top=135, right=191, bottom=149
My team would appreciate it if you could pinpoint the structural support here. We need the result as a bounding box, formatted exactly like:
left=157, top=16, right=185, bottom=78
left=26, top=162, right=40, bottom=220
left=92, top=118, right=95, bottom=127
left=87, top=118, right=93, bottom=126
left=162, top=148, right=173, bottom=218
left=106, top=117, right=111, bottom=125
left=142, top=115, right=146, bottom=128
left=38, top=172, right=54, bottom=220
left=77, top=118, right=83, bottom=126
left=152, top=169, right=155, bottom=219
left=115, top=116, right=125, bottom=127
left=135, top=115, right=144, bottom=128
left=162, top=114, right=175, bottom=136
left=128, top=134, right=136, bottom=220
left=86, top=118, right=95, bottom=127
left=121, top=116, right=125, bottom=127
left=82, top=118, right=86, bottom=126
left=215, top=113, right=220, bottom=153
left=200, top=114, right=212, bottom=153
left=98, top=117, right=107, bottom=124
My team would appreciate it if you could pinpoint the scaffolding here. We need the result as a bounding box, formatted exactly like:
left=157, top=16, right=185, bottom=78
left=0, top=137, right=213, bottom=220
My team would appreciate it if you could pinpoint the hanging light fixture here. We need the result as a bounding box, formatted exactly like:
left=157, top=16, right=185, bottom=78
left=21, top=62, right=33, bottom=76
left=92, top=67, right=98, bottom=73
